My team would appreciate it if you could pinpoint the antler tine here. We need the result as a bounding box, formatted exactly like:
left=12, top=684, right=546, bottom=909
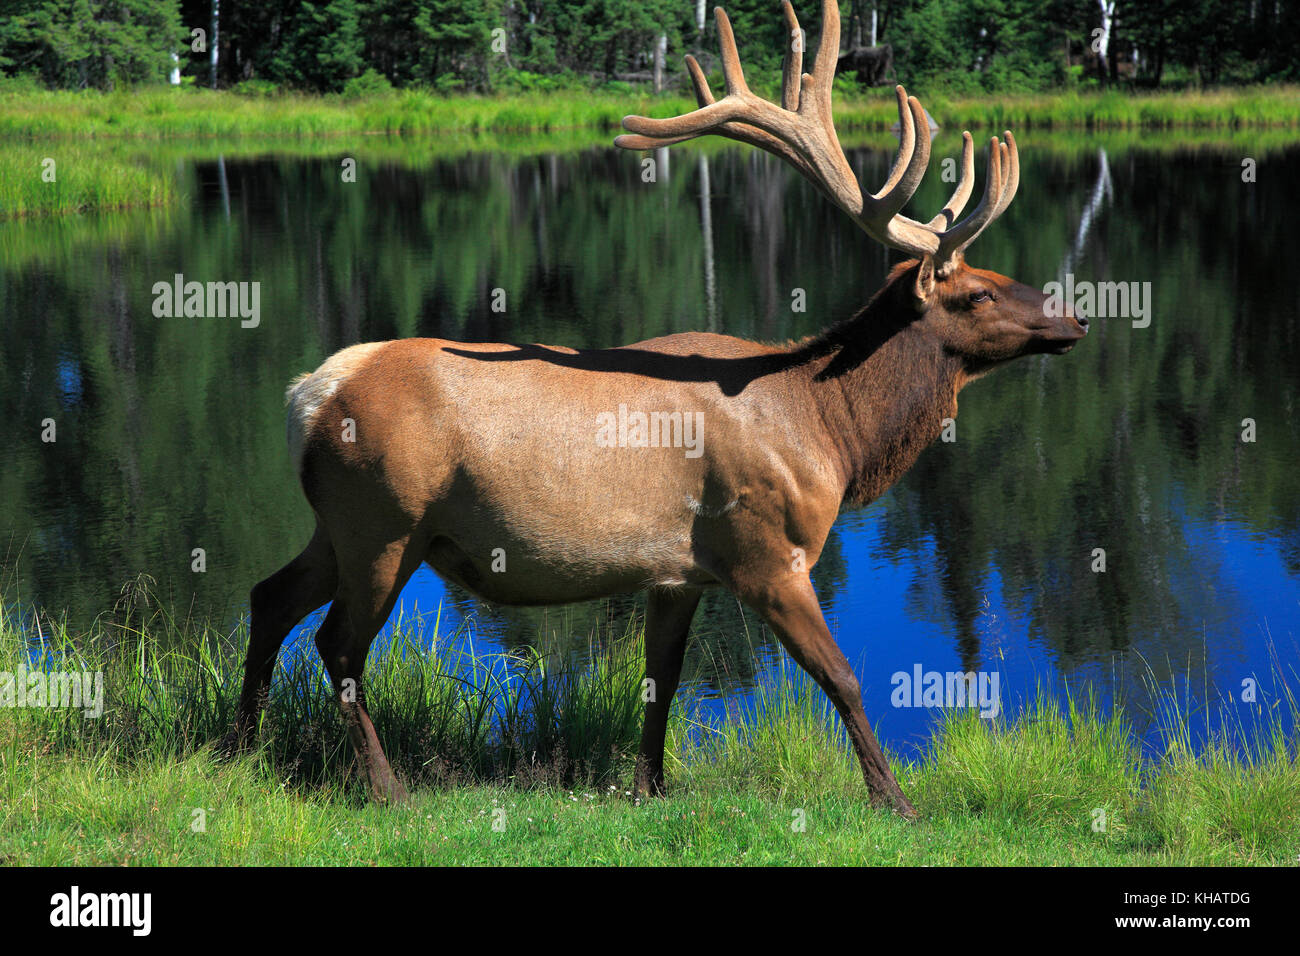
left=715, top=7, right=749, bottom=96
left=853, top=88, right=937, bottom=260
left=872, top=86, right=915, bottom=200
left=805, top=0, right=839, bottom=116
left=932, top=136, right=1006, bottom=271
left=868, top=89, right=930, bottom=212
left=678, top=14, right=805, bottom=176
left=612, top=55, right=718, bottom=149
left=927, top=131, right=975, bottom=230
left=615, top=46, right=819, bottom=178
left=686, top=55, right=715, bottom=107
left=780, top=1, right=803, bottom=112
left=990, top=130, right=1019, bottom=218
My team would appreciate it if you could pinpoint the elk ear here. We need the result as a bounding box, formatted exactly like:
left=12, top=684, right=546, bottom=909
left=912, top=256, right=937, bottom=307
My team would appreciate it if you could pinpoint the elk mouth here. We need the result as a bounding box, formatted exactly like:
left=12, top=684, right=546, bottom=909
left=1039, top=321, right=1088, bottom=355
left=1029, top=333, right=1083, bottom=356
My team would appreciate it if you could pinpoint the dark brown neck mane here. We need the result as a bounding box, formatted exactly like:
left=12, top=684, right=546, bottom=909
left=789, top=263, right=965, bottom=507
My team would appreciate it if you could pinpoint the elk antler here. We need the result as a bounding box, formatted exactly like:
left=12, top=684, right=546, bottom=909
left=615, top=0, right=1020, bottom=277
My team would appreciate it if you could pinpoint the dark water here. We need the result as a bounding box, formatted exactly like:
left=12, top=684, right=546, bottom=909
left=3, top=132, right=1298, bottom=754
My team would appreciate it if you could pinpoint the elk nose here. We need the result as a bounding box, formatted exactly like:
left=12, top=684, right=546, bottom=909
left=1076, top=313, right=1089, bottom=332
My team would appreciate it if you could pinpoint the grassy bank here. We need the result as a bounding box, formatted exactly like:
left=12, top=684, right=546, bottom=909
left=0, top=142, right=175, bottom=218
left=1, top=597, right=1296, bottom=865
left=3, top=85, right=1298, bottom=142
left=1, top=84, right=1296, bottom=217
left=6, top=121, right=1300, bottom=220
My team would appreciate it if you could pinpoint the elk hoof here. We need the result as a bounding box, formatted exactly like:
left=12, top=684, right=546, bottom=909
left=371, top=773, right=411, bottom=806
left=869, top=786, right=918, bottom=820
left=632, top=766, right=667, bottom=799
left=216, top=726, right=252, bottom=761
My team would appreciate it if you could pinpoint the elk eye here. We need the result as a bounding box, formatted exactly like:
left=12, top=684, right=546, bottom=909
left=969, top=290, right=990, bottom=304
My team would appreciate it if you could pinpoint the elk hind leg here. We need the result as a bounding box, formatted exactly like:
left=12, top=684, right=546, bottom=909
left=315, top=536, right=423, bottom=804
left=226, top=520, right=338, bottom=754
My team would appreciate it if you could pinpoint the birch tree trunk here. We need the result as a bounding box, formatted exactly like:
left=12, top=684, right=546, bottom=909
left=210, top=0, right=220, bottom=89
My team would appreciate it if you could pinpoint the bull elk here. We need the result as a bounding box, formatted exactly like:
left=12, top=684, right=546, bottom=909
left=225, top=0, right=1087, bottom=817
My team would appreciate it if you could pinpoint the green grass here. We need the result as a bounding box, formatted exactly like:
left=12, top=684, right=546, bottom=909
left=0, top=142, right=175, bottom=217
left=1, top=85, right=1297, bottom=142
left=0, top=87, right=697, bottom=139
left=2, top=83, right=1296, bottom=216
left=1, top=591, right=1296, bottom=865
left=913, top=85, right=1300, bottom=130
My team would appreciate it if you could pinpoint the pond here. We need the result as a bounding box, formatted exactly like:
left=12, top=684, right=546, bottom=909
left=3, top=130, right=1298, bottom=756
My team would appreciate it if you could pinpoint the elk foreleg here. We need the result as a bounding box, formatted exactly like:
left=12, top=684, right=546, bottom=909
left=745, top=575, right=917, bottom=818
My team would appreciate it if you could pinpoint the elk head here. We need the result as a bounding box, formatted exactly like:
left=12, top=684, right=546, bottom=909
left=615, top=0, right=1088, bottom=372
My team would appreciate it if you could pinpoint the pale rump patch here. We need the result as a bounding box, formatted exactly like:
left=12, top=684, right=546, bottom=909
left=285, top=341, right=387, bottom=475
